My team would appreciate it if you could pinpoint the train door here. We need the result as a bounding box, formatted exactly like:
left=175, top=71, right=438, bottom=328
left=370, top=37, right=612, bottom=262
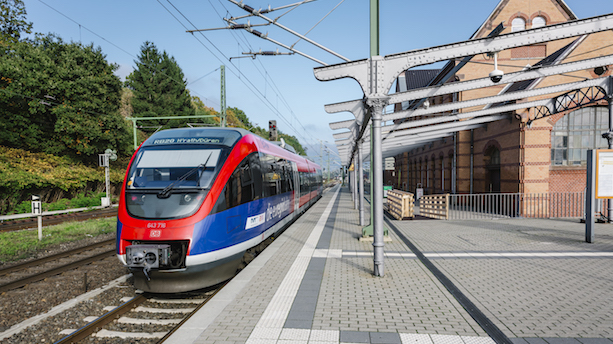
left=291, top=161, right=299, bottom=213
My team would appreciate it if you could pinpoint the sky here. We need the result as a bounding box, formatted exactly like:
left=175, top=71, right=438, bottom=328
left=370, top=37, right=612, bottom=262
left=24, top=0, right=613, bottom=167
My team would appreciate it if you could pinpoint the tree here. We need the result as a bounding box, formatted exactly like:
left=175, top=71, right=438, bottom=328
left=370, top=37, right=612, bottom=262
left=0, top=0, right=32, bottom=44
left=0, top=34, right=132, bottom=163
left=279, top=133, right=306, bottom=155
left=125, top=41, right=194, bottom=130
left=227, top=107, right=250, bottom=127
left=220, top=106, right=307, bottom=154
left=119, top=88, right=134, bottom=118
left=191, top=96, right=218, bottom=126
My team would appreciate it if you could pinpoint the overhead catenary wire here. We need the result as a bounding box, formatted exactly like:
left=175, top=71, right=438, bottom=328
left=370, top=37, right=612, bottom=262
left=36, top=0, right=213, bottom=107
left=220, top=9, right=321, bottom=142
left=161, top=0, right=321, bottom=155
left=290, top=0, right=345, bottom=49
left=210, top=0, right=330, bottom=152
left=188, top=67, right=221, bottom=85
left=36, top=0, right=133, bottom=57
left=0, top=88, right=116, bottom=120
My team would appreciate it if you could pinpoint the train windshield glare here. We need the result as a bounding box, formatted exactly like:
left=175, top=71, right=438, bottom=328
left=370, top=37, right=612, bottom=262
left=125, top=148, right=223, bottom=219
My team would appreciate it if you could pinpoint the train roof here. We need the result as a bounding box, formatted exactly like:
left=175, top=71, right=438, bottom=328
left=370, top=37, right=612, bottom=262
left=141, top=127, right=252, bottom=148
left=140, top=128, right=320, bottom=169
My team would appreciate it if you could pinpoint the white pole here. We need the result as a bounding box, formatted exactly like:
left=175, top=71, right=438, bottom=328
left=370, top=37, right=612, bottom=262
left=105, top=164, right=110, bottom=204
left=38, top=215, right=42, bottom=241
left=32, top=195, right=42, bottom=241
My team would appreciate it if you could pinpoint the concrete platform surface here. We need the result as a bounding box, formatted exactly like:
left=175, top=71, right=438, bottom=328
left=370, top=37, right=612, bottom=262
left=166, top=185, right=613, bottom=344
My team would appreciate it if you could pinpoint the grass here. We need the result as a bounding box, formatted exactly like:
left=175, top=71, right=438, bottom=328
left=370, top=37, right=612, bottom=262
left=0, top=217, right=116, bottom=263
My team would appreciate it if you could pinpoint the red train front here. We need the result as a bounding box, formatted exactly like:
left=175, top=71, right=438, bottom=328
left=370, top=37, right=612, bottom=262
left=116, top=127, right=322, bottom=293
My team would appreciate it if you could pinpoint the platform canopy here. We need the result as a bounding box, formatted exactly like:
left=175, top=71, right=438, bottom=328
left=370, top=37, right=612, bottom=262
left=317, top=13, right=613, bottom=166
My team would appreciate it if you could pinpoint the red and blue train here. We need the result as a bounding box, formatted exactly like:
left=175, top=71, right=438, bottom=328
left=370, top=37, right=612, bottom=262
left=116, top=128, right=323, bottom=293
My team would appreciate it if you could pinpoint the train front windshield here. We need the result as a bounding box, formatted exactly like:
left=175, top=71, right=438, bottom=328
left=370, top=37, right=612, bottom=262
left=125, top=147, right=224, bottom=219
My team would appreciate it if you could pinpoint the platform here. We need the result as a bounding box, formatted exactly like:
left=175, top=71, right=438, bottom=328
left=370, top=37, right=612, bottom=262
left=166, top=185, right=613, bottom=344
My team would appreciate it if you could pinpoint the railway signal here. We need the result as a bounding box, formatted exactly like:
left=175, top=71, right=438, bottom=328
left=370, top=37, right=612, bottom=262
left=99, top=149, right=117, bottom=207
left=269, top=120, right=278, bottom=141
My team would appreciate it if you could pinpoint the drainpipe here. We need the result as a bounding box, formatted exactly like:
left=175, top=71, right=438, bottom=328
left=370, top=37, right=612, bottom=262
left=470, top=129, right=474, bottom=194
left=609, top=81, right=613, bottom=222
left=441, top=156, right=445, bottom=193
left=452, top=133, right=457, bottom=194
left=603, top=76, right=613, bottom=222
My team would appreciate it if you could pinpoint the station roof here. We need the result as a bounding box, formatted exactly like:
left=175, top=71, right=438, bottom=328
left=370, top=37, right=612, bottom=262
left=402, top=69, right=441, bottom=91
left=492, top=36, right=583, bottom=107
left=471, top=0, right=577, bottom=40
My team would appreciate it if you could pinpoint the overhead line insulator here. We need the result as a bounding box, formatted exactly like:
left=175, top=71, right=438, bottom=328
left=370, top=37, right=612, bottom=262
left=250, top=30, right=264, bottom=37
left=242, top=4, right=255, bottom=13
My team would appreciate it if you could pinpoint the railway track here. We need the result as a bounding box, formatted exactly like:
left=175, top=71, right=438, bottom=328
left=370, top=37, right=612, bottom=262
left=0, top=239, right=116, bottom=293
left=54, top=284, right=225, bottom=343
left=1, top=191, right=329, bottom=342
left=0, top=207, right=118, bottom=233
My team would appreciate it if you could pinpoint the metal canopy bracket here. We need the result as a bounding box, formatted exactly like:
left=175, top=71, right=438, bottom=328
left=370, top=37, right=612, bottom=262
left=315, top=12, right=613, bottom=280
left=315, top=13, right=613, bottom=95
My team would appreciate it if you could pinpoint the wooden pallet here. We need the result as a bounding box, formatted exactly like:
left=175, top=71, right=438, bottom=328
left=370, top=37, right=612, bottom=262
left=419, top=194, right=449, bottom=220
left=387, top=190, right=414, bottom=220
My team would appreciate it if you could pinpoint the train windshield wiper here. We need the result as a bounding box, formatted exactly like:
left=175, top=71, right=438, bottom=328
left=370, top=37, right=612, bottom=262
left=157, top=153, right=212, bottom=199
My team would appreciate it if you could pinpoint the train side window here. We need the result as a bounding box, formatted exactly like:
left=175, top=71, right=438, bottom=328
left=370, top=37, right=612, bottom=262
left=239, top=161, right=254, bottom=203
left=287, top=164, right=294, bottom=191
left=211, top=185, right=227, bottom=214
left=300, top=171, right=308, bottom=197
left=249, top=153, right=263, bottom=200
left=270, top=159, right=276, bottom=197
left=278, top=160, right=289, bottom=194
left=227, top=167, right=241, bottom=208
left=261, top=154, right=280, bottom=197
left=211, top=156, right=255, bottom=214
left=281, top=165, right=289, bottom=193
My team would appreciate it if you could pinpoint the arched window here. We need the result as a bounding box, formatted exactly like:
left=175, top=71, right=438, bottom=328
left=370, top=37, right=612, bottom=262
left=551, top=107, right=609, bottom=166
left=487, top=147, right=500, bottom=166
left=512, top=17, right=526, bottom=32
left=532, top=16, right=546, bottom=28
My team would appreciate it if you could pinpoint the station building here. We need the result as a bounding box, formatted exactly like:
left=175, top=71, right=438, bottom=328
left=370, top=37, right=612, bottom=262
left=392, top=0, right=613, bottom=200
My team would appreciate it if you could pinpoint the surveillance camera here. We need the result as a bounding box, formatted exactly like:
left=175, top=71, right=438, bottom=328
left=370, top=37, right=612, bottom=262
left=594, top=66, right=608, bottom=76
left=489, top=69, right=504, bottom=83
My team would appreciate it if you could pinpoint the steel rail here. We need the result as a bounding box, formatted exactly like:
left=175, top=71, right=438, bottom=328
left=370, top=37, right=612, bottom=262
left=0, top=249, right=115, bottom=293
left=0, top=239, right=115, bottom=276
left=157, top=280, right=230, bottom=343
left=53, top=294, right=148, bottom=344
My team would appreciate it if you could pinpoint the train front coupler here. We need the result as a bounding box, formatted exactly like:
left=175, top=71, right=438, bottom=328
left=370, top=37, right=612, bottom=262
left=125, top=244, right=171, bottom=281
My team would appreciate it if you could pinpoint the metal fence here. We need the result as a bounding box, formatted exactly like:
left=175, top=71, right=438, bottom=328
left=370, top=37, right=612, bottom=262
left=447, top=192, right=609, bottom=220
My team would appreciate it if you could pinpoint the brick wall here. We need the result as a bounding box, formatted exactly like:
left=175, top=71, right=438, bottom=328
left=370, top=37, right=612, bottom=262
left=390, top=0, right=613, bottom=197
left=549, top=168, right=586, bottom=193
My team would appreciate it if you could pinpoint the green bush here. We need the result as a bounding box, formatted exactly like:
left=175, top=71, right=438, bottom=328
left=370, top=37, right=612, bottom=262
left=13, top=200, right=32, bottom=215
left=0, top=146, right=126, bottom=214
left=46, top=199, right=70, bottom=211
left=70, top=192, right=105, bottom=208
left=9, top=192, right=111, bottom=215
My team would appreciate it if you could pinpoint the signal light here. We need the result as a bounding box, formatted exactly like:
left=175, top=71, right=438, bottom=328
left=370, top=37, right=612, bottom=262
left=269, top=120, right=278, bottom=141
